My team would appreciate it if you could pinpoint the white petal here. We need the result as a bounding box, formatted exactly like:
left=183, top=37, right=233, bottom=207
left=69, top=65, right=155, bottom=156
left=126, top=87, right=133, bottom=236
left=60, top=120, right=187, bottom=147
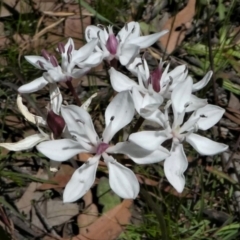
left=119, top=44, right=140, bottom=66
left=103, top=91, right=134, bottom=142
left=142, top=93, right=163, bottom=111
left=63, top=155, right=99, bottom=202
left=108, top=142, right=169, bottom=164
left=103, top=153, right=139, bottom=199
left=131, top=87, right=143, bottom=113
left=37, top=139, right=89, bottom=162
left=81, top=92, right=98, bottom=111
left=109, top=67, right=138, bottom=92
left=192, top=71, right=212, bottom=92
left=186, top=133, right=228, bottom=155
left=117, top=22, right=140, bottom=43
left=171, top=76, right=193, bottom=114
left=130, top=146, right=170, bottom=164
left=17, top=94, right=46, bottom=126
left=164, top=143, right=188, bottom=193
left=127, top=30, right=168, bottom=49
left=18, top=77, right=48, bottom=93
left=188, top=104, right=225, bottom=130
left=167, top=65, right=188, bottom=90
left=73, top=39, right=98, bottom=62
left=61, top=105, right=98, bottom=144
left=126, top=57, right=142, bottom=76
left=25, top=56, right=50, bottom=70
left=45, top=67, right=66, bottom=83
left=49, top=83, right=62, bottom=114
left=80, top=52, right=103, bottom=67
left=0, top=134, right=49, bottom=151
left=63, top=38, right=75, bottom=53
left=186, top=95, right=208, bottom=112
left=129, top=130, right=168, bottom=151
left=85, top=25, right=105, bottom=42
left=140, top=109, right=165, bottom=126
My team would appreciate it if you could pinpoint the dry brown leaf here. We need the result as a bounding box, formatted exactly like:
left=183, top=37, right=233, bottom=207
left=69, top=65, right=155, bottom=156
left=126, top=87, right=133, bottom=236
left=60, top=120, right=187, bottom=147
left=136, top=174, right=159, bottom=186
left=65, top=200, right=132, bottom=240
left=38, top=164, right=75, bottom=190
left=226, top=107, right=240, bottom=118
left=77, top=204, right=99, bottom=235
left=224, top=112, right=240, bottom=125
left=16, top=169, right=46, bottom=215
left=228, top=93, right=240, bottom=110
left=159, top=0, right=196, bottom=54
left=77, top=153, right=106, bottom=167
left=64, top=4, right=90, bottom=49
left=81, top=77, right=109, bottom=87
left=32, top=200, right=79, bottom=228
left=83, top=190, right=93, bottom=206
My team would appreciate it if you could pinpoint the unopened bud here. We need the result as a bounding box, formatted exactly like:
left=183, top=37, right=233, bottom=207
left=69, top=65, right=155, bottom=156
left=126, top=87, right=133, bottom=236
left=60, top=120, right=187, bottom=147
left=46, top=110, right=66, bottom=138
left=149, top=66, right=162, bottom=93
left=106, top=26, right=118, bottom=55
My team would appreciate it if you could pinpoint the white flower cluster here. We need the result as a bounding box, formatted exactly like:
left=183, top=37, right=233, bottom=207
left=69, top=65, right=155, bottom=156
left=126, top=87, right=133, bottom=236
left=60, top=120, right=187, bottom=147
left=0, top=22, right=228, bottom=202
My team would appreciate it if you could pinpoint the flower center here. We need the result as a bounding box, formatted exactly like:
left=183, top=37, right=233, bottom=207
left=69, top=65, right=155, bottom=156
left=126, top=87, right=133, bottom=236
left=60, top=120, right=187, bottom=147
left=96, top=142, right=109, bottom=155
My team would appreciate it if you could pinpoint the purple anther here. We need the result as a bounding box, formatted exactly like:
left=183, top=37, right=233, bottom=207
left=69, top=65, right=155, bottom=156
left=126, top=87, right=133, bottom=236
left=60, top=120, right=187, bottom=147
left=96, top=142, right=109, bottom=155
left=67, top=44, right=73, bottom=63
left=58, top=42, right=65, bottom=54
left=37, top=60, right=45, bottom=69
left=41, top=49, right=50, bottom=61
left=49, top=55, right=58, bottom=67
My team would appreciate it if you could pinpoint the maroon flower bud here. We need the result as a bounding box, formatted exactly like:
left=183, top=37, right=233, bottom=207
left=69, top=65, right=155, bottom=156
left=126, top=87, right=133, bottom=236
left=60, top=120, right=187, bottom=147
left=106, top=27, right=118, bottom=55
left=46, top=110, right=66, bottom=138
left=149, top=66, right=162, bottom=93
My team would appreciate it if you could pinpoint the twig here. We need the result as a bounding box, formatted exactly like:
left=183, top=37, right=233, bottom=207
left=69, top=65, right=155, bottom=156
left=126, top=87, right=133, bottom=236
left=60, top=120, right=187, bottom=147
left=32, top=200, right=60, bottom=238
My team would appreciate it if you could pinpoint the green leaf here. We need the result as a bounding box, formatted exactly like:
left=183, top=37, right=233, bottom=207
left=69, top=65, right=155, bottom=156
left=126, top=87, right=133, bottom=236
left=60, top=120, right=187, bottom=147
left=97, top=177, right=121, bottom=213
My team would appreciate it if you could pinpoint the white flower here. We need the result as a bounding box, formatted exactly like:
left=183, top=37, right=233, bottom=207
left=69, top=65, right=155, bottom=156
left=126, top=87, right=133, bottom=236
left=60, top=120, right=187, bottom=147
left=128, top=78, right=228, bottom=193
left=37, top=91, right=170, bottom=202
left=109, top=65, right=208, bottom=126
left=85, top=22, right=168, bottom=66
left=18, top=38, right=101, bottom=93
left=111, top=57, right=212, bottom=99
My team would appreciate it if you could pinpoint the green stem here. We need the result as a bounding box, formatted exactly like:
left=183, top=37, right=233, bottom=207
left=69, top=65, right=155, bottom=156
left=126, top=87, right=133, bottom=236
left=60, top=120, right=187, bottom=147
left=66, top=81, right=81, bottom=106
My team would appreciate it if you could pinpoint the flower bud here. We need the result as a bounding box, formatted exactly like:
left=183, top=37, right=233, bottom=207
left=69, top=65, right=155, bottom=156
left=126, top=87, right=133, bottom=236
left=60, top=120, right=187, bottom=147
left=149, top=66, right=162, bottom=93
left=46, top=110, right=66, bottom=138
left=106, top=26, right=118, bottom=55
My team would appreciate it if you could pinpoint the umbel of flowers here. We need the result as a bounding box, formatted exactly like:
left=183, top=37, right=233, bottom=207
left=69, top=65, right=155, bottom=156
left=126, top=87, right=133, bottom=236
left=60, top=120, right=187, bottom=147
left=0, top=22, right=228, bottom=202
